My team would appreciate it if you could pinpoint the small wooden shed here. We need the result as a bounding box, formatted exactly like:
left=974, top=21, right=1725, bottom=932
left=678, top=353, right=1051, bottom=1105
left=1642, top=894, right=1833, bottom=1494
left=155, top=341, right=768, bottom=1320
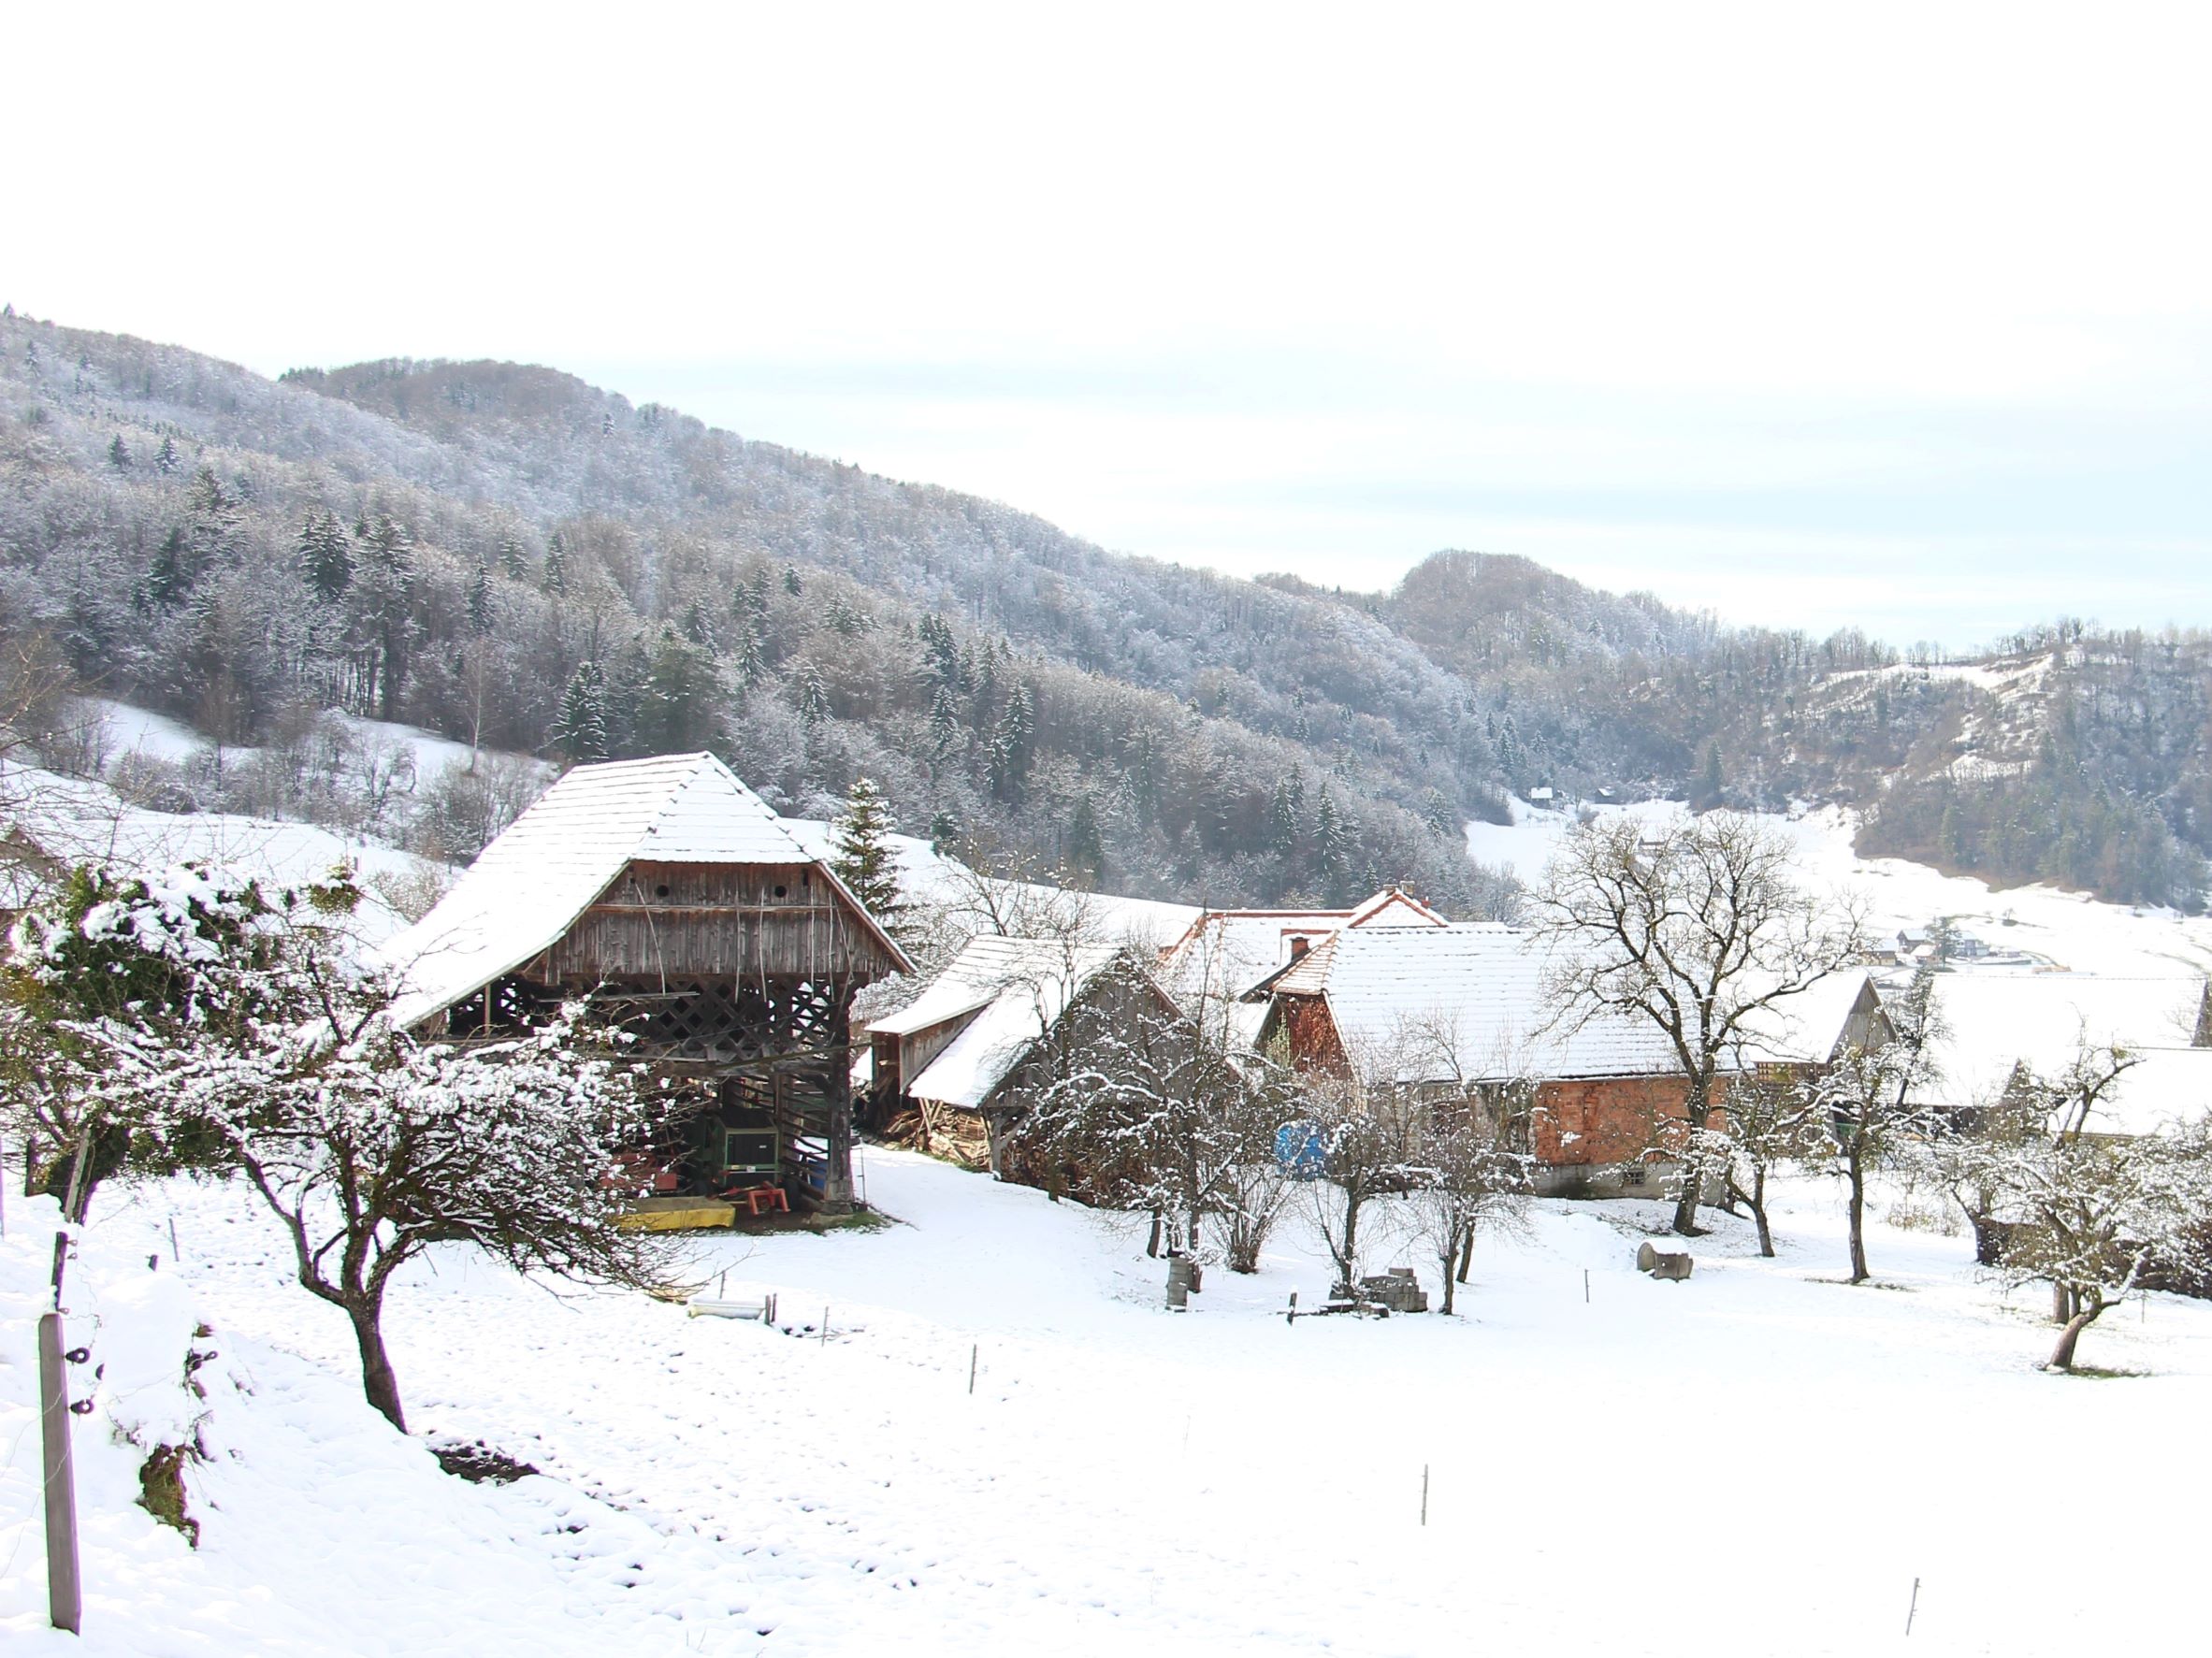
left=388, top=752, right=911, bottom=1210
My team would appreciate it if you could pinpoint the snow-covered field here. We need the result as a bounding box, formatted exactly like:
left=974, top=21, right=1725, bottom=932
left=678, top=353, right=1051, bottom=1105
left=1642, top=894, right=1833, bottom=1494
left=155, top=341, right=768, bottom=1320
left=7, top=1151, right=2208, bottom=1656
left=1470, top=799, right=2212, bottom=978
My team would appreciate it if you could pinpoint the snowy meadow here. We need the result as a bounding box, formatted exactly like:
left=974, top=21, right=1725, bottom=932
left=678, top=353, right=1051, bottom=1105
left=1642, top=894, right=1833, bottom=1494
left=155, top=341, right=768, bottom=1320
left=7, top=1148, right=2207, bottom=1657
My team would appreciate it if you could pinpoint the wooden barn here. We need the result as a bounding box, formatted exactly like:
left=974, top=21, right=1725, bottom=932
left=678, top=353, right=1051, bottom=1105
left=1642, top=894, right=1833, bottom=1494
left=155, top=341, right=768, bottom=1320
left=388, top=753, right=911, bottom=1212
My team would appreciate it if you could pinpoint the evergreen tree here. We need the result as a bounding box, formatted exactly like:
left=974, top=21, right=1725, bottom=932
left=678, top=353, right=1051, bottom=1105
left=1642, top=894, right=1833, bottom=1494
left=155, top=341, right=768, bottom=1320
left=796, top=659, right=831, bottom=728
left=551, top=661, right=610, bottom=764
left=1066, top=792, right=1106, bottom=885
left=782, top=564, right=803, bottom=596
left=497, top=532, right=529, bottom=580
left=927, top=685, right=962, bottom=757
left=299, top=511, right=354, bottom=602
left=637, top=627, right=719, bottom=753
left=988, top=682, right=1035, bottom=801
left=466, top=560, right=494, bottom=636
left=928, top=811, right=961, bottom=854
left=830, top=777, right=904, bottom=928
left=144, top=528, right=191, bottom=610
left=542, top=530, right=568, bottom=597
left=108, top=434, right=132, bottom=471
left=1315, top=785, right=1352, bottom=888
left=153, top=434, right=181, bottom=474
left=350, top=515, right=418, bottom=721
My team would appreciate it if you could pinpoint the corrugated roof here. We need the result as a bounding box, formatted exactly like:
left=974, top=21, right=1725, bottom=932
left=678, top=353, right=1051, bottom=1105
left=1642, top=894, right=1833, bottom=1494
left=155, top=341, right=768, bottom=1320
left=387, top=753, right=904, bottom=1027
left=885, top=936, right=1128, bottom=1110
left=1272, top=923, right=1679, bottom=1083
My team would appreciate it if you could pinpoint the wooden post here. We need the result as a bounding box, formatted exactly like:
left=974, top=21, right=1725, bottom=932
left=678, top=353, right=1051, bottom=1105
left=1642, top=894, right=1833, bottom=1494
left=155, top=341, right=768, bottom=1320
left=1904, top=1577, right=1920, bottom=1636
left=1420, top=1463, right=1429, bottom=1527
left=968, top=1344, right=977, bottom=1395
left=1583, top=1269, right=1590, bottom=1304
left=39, top=1311, right=82, bottom=1634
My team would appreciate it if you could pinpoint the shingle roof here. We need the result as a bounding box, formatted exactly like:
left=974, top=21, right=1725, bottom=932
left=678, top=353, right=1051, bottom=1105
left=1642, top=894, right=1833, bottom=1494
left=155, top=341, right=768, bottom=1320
left=1269, top=923, right=1681, bottom=1082
left=387, top=753, right=905, bottom=1027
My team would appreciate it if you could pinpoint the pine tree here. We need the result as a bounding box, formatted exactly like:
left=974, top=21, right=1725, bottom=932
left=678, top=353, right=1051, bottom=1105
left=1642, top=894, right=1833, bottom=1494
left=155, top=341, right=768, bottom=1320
left=830, top=777, right=904, bottom=928
left=638, top=627, right=719, bottom=753
left=988, top=682, right=1034, bottom=801
left=466, top=560, right=494, bottom=636
left=1066, top=792, right=1106, bottom=885
left=299, top=511, right=354, bottom=602
left=497, top=533, right=528, bottom=580
left=927, top=685, right=962, bottom=757
left=1269, top=773, right=1303, bottom=855
left=108, top=434, right=132, bottom=471
left=782, top=565, right=802, bottom=596
left=552, top=661, right=610, bottom=763
left=928, top=811, right=961, bottom=854
left=542, top=531, right=568, bottom=597
left=796, top=660, right=831, bottom=728
left=154, top=434, right=180, bottom=475
left=1315, top=785, right=1352, bottom=888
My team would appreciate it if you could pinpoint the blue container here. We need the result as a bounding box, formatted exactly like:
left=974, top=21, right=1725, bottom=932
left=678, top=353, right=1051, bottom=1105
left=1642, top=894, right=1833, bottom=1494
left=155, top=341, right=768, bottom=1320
left=1275, top=1120, right=1326, bottom=1180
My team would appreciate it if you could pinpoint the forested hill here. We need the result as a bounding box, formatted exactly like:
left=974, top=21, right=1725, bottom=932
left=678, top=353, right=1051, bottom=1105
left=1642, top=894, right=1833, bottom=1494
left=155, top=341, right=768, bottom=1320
left=1, top=308, right=2205, bottom=911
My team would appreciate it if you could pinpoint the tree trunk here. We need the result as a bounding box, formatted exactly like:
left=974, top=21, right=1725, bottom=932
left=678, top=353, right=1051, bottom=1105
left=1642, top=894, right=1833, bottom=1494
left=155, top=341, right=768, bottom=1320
left=2047, top=1305, right=2101, bottom=1372
left=347, top=1295, right=407, bottom=1433
left=1456, top=1228, right=1474, bottom=1284
left=1845, top=1157, right=1870, bottom=1283
left=1439, top=1240, right=1459, bottom=1315
left=1750, top=1165, right=1774, bottom=1258
left=1146, top=1211, right=1163, bottom=1259
left=1671, top=1086, right=1709, bottom=1234
left=2051, top=1281, right=2077, bottom=1324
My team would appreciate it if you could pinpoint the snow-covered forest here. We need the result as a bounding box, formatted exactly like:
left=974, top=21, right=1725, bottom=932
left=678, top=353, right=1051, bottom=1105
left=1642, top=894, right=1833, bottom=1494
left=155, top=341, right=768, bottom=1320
left=6, top=308, right=2207, bottom=911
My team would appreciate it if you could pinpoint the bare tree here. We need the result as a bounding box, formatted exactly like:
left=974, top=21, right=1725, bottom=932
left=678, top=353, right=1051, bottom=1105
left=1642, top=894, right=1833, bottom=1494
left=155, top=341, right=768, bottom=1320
left=1534, top=810, right=1864, bottom=1234
left=1293, top=1070, right=1415, bottom=1295
left=1973, top=1041, right=2212, bottom=1371
left=1804, top=961, right=1943, bottom=1280
left=1698, top=1070, right=1820, bottom=1259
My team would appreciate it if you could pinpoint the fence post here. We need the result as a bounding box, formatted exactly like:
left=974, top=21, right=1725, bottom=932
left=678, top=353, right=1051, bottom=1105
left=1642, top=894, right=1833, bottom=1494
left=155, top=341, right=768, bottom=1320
left=39, top=1310, right=82, bottom=1634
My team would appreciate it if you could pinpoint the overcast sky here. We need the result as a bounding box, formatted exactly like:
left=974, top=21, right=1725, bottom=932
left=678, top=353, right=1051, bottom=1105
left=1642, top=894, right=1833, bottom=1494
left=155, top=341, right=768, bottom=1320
left=14, top=4, right=2211, bottom=650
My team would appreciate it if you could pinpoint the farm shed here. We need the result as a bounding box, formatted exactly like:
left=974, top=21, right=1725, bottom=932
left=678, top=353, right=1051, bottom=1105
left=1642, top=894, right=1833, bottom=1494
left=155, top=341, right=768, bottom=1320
left=387, top=752, right=911, bottom=1210
left=867, top=935, right=1186, bottom=1174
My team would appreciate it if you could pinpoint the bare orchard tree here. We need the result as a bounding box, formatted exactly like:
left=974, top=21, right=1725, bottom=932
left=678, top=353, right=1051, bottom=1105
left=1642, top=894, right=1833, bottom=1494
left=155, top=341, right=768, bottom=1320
left=1403, top=1091, right=1535, bottom=1314
left=1698, top=1069, right=1821, bottom=1260
left=1804, top=961, right=1945, bottom=1281
left=1534, top=810, right=1864, bottom=1234
left=80, top=879, right=684, bottom=1431
left=1977, top=1041, right=2212, bottom=1371
left=1000, top=957, right=1278, bottom=1261
left=1294, top=1065, right=1416, bottom=1295
left=1387, top=1009, right=1536, bottom=1309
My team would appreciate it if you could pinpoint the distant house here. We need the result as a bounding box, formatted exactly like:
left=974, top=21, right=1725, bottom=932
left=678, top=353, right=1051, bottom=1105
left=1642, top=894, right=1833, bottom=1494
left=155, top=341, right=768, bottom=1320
left=1251, top=923, right=1703, bottom=1196
left=1526, top=786, right=1556, bottom=806
left=387, top=753, right=912, bottom=1210
left=866, top=935, right=1185, bottom=1171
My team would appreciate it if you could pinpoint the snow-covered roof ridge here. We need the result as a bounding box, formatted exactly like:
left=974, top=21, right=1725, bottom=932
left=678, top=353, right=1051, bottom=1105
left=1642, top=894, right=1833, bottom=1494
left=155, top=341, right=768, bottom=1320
left=1912, top=972, right=2212, bottom=1105
left=387, top=752, right=877, bottom=1028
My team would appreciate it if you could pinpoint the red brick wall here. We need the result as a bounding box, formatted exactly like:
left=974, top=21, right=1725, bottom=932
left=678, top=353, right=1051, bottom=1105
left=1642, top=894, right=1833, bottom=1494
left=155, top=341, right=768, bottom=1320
left=1530, top=1074, right=1714, bottom=1167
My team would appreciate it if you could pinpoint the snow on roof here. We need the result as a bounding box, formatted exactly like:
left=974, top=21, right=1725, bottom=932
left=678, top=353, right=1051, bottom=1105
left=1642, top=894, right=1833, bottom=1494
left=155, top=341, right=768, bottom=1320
left=1731, top=970, right=1881, bottom=1067
left=1915, top=973, right=2209, bottom=1104
left=882, top=935, right=1129, bottom=1110
left=2074, top=1046, right=2212, bottom=1139
left=1271, top=923, right=1680, bottom=1083
left=1157, top=890, right=1450, bottom=1048
left=386, top=753, right=878, bottom=1028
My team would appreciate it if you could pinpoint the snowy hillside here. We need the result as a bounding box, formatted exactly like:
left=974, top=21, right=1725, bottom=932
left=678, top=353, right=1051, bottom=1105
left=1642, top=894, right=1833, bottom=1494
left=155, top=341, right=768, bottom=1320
left=1471, top=798, right=2212, bottom=978
left=7, top=1153, right=2210, bottom=1655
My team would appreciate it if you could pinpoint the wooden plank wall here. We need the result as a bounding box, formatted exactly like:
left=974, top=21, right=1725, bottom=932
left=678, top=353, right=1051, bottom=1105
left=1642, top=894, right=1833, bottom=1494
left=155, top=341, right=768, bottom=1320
left=548, top=860, right=900, bottom=984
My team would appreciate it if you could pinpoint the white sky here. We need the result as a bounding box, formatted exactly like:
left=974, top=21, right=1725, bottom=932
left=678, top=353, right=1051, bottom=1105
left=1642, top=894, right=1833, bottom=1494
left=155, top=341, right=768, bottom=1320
left=14, top=3, right=2212, bottom=649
